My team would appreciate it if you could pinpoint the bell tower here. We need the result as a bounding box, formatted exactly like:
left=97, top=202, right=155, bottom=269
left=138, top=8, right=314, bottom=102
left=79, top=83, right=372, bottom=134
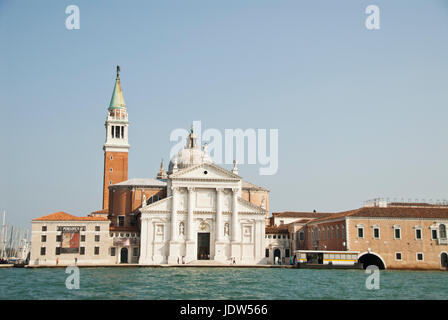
left=102, top=66, right=130, bottom=210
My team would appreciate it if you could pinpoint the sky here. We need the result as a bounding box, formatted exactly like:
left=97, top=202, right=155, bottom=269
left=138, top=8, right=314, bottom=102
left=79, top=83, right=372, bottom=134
left=1, top=0, right=448, bottom=228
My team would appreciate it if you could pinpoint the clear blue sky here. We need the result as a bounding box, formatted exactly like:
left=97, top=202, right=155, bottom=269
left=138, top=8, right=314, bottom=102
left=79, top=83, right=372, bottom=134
left=1, top=0, right=448, bottom=228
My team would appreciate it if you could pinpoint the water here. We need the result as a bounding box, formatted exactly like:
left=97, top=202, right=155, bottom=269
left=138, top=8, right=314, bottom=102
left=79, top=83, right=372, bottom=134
left=0, top=267, right=447, bottom=300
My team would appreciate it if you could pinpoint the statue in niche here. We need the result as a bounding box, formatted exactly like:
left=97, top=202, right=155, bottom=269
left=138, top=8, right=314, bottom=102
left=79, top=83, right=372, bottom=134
left=142, top=194, right=147, bottom=207
left=224, top=223, right=229, bottom=236
left=179, top=222, right=185, bottom=236
left=261, top=196, right=266, bottom=209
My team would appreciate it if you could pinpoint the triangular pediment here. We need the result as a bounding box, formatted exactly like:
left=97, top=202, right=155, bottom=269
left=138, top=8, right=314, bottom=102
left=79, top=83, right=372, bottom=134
left=169, top=163, right=241, bottom=181
left=140, top=196, right=172, bottom=213
left=238, top=197, right=267, bottom=214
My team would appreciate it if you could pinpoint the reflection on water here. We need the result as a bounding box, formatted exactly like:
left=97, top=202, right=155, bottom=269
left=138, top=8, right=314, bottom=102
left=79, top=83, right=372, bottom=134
left=0, top=267, right=447, bottom=300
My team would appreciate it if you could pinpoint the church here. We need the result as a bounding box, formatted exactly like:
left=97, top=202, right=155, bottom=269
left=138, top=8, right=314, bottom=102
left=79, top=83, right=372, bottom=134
left=102, top=67, right=270, bottom=265
left=29, top=67, right=271, bottom=266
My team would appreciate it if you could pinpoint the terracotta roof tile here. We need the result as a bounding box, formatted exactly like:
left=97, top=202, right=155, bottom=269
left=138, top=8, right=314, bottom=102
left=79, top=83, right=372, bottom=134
left=33, top=211, right=109, bottom=222
left=272, top=211, right=334, bottom=219
left=308, top=206, right=448, bottom=224
left=266, top=225, right=290, bottom=234
left=90, top=208, right=108, bottom=215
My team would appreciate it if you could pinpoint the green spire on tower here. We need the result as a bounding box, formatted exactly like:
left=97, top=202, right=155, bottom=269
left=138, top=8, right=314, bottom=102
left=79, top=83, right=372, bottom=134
left=109, top=65, right=126, bottom=110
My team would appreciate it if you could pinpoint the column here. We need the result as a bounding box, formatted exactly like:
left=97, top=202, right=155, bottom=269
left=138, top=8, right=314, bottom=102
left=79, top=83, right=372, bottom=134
left=185, top=187, right=196, bottom=263
left=231, top=188, right=239, bottom=241
left=139, top=216, right=148, bottom=264
left=168, top=186, right=180, bottom=264
left=170, top=187, right=178, bottom=241
left=231, top=188, right=240, bottom=263
left=187, top=187, right=194, bottom=241
left=215, top=188, right=223, bottom=241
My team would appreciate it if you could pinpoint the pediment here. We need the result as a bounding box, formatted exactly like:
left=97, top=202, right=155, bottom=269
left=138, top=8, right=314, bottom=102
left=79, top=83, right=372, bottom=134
left=140, top=196, right=172, bottom=213
left=238, top=197, right=267, bottom=214
left=169, top=163, right=241, bottom=181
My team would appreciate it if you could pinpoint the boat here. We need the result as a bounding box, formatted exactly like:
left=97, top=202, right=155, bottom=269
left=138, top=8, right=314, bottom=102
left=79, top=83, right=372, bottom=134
left=294, top=250, right=363, bottom=269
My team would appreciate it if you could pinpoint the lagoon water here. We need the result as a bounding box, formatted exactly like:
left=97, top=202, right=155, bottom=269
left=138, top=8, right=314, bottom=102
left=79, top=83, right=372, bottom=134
left=0, top=267, right=447, bottom=300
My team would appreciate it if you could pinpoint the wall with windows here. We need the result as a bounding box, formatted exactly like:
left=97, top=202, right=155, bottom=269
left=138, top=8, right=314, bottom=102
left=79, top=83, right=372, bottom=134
left=264, top=232, right=291, bottom=264
left=29, top=220, right=113, bottom=266
left=302, top=220, right=347, bottom=251
left=108, top=186, right=166, bottom=230
left=347, top=217, right=448, bottom=270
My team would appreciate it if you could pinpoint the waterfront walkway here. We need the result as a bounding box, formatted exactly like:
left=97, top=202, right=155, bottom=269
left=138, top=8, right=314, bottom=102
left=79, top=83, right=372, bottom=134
left=25, top=261, right=293, bottom=268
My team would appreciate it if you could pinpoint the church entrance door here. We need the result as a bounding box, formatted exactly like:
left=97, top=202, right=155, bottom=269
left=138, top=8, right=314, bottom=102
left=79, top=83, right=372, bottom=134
left=120, top=248, right=128, bottom=263
left=197, top=233, right=210, bottom=260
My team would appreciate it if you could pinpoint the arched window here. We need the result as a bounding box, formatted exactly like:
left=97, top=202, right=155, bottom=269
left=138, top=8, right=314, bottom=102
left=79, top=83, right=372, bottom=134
left=440, top=224, right=447, bottom=239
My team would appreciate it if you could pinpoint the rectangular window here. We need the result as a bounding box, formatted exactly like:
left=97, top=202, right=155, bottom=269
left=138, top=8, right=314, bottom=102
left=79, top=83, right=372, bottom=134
left=265, top=249, right=269, bottom=258
left=115, top=126, right=120, bottom=139
left=94, top=247, right=100, bottom=255
left=41, top=235, right=46, bottom=242
left=95, top=235, right=100, bottom=242
left=415, top=229, right=422, bottom=240
left=373, top=228, right=380, bottom=239
left=133, top=247, right=139, bottom=257
left=432, top=229, right=438, bottom=240
left=111, top=247, right=116, bottom=256
left=111, top=125, right=114, bottom=138
left=394, top=228, right=401, bottom=239
left=118, top=216, right=125, bottom=227
left=299, top=232, right=304, bottom=241
left=357, top=227, right=364, bottom=238
left=396, top=252, right=402, bottom=261
left=80, top=247, right=85, bottom=255
left=55, top=247, right=61, bottom=255
left=121, top=126, right=124, bottom=138
left=42, top=226, right=47, bottom=232
left=40, top=247, right=46, bottom=255
left=56, top=235, right=62, bottom=242
left=285, top=249, right=290, bottom=257
left=95, top=226, right=100, bottom=232
left=417, top=253, right=424, bottom=261
left=81, top=235, right=85, bottom=242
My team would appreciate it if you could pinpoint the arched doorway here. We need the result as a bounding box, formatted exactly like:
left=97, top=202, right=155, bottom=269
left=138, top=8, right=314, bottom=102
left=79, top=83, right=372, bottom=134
left=358, top=253, right=385, bottom=269
left=273, top=248, right=281, bottom=264
left=120, top=248, right=128, bottom=263
left=441, top=252, right=448, bottom=270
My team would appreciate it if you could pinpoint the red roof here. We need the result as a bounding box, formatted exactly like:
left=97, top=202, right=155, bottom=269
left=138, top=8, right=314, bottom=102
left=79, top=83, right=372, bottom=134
left=272, top=211, right=334, bottom=219
left=266, top=224, right=290, bottom=234
left=90, top=208, right=108, bottom=215
left=308, top=206, right=448, bottom=224
left=33, top=211, right=109, bottom=222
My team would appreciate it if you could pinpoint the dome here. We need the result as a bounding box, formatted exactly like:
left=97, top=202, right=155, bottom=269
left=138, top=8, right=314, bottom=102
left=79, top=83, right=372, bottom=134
left=168, top=128, right=212, bottom=172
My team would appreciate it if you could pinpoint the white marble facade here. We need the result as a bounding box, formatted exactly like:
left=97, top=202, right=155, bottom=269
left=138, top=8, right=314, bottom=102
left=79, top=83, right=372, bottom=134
left=139, top=162, right=267, bottom=265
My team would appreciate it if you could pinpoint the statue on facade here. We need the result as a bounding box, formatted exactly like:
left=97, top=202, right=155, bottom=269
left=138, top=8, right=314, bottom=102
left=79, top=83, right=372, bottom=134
left=224, top=223, right=229, bottom=236
left=179, top=222, right=185, bottom=236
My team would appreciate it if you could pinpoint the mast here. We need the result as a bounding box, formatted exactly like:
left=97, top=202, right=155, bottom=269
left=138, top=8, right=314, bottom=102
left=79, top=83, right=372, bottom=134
left=0, top=211, right=5, bottom=259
